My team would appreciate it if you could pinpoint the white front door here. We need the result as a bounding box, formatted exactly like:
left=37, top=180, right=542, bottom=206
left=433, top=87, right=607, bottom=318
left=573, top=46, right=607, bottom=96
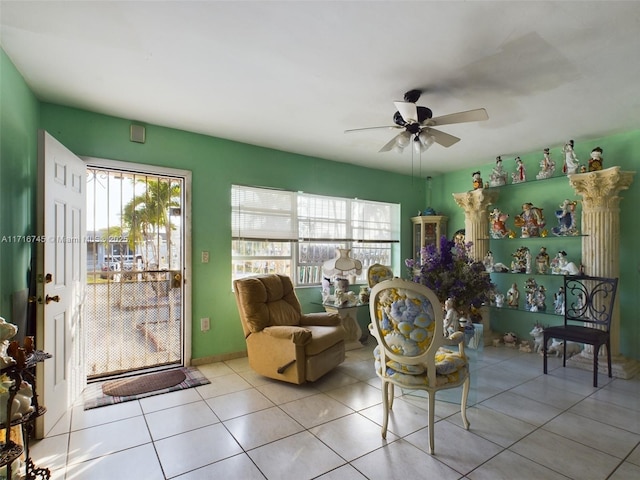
left=35, top=130, right=86, bottom=437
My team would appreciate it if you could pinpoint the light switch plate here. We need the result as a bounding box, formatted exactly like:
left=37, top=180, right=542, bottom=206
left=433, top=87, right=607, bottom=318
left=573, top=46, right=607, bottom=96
left=202, top=251, right=209, bottom=263
left=201, top=317, right=210, bottom=331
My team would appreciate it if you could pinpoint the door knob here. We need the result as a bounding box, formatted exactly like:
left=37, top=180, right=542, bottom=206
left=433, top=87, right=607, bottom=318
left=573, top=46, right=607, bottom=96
left=45, top=294, right=60, bottom=304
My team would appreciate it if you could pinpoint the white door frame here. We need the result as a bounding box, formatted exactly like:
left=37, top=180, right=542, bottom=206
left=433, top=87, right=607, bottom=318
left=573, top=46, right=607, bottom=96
left=83, top=157, right=193, bottom=369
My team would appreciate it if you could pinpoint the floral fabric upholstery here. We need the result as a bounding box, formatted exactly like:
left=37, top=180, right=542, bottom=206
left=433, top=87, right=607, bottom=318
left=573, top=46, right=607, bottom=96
left=371, top=286, right=468, bottom=387
left=367, top=264, right=394, bottom=288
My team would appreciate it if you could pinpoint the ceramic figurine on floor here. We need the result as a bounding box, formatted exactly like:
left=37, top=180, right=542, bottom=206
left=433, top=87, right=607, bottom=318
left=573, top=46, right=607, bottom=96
left=511, top=156, right=526, bottom=184
left=514, top=202, right=545, bottom=238
left=489, top=156, right=508, bottom=187
left=503, top=332, right=518, bottom=347
left=589, top=146, right=604, bottom=171
left=562, top=139, right=579, bottom=174
left=530, top=323, right=545, bottom=353
left=472, top=171, right=483, bottom=190
left=536, top=147, right=555, bottom=180
left=552, top=199, right=578, bottom=236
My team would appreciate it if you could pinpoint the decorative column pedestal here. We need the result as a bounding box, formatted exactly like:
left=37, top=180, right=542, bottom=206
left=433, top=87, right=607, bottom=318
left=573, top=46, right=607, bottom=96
left=452, top=189, right=499, bottom=262
left=453, top=189, right=499, bottom=345
left=566, top=167, right=638, bottom=379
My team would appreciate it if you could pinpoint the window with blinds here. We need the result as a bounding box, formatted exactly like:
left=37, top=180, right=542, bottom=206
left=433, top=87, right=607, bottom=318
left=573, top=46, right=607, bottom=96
left=232, top=185, right=400, bottom=285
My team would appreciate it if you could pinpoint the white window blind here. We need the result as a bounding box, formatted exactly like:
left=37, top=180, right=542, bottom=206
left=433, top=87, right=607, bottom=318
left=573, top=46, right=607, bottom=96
left=232, top=185, right=297, bottom=240
left=352, top=199, right=400, bottom=242
left=298, top=193, right=348, bottom=241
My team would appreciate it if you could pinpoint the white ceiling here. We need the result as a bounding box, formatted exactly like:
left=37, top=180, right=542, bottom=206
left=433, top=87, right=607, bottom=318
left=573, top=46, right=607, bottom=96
left=1, top=1, right=639, bottom=176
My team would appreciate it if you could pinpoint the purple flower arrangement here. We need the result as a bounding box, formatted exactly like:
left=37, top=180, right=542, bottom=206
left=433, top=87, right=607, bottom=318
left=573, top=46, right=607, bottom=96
left=405, top=235, right=494, bottom=320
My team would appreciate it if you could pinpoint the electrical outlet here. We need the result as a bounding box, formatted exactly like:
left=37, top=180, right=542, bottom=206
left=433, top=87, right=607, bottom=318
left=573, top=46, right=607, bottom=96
left=201, top=317, right=210, bottom=332
left=201, top=251, right=209, bottom=263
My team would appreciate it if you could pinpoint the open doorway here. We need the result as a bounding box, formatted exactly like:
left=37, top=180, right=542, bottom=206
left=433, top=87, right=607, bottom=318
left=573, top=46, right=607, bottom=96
left=85, top=160, right=191, bottom=381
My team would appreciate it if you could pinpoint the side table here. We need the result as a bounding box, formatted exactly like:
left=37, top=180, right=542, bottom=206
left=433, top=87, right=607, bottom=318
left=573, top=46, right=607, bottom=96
left=314, top=302, right=369, bottom=350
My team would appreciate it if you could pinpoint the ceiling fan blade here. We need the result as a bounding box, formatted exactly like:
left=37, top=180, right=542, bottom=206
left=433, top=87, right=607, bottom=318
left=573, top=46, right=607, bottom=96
left=426, top=108, right=489, bottom=127
left=344, top=125, right=399, bottom=133
left=379, top=131, right=410, bottom=152
left=393, top=101, right=418, bottom=123
left=422, top=127, right=461, bottom=148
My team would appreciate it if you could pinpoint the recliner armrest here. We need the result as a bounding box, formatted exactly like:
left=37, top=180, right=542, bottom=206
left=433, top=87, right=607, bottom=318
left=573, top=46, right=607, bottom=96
left=300, top=312, right=341, bottom=326
left=262, top=325, right=312, bottom=346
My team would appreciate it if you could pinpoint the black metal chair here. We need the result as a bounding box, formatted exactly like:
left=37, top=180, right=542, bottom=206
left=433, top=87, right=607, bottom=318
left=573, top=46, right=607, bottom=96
left=543, top=275, right=618, bottom=387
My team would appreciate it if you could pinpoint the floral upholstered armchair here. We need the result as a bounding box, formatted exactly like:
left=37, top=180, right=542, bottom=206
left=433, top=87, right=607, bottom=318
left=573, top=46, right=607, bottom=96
left=368, top=277, right=470, bottom=454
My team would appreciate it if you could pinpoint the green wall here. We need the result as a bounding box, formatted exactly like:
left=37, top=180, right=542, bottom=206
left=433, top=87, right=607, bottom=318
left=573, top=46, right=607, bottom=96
left=2, top=48, right=638, bottom=361
left=437, top=133, right=640, bottom=358
left=0, top=49, right=40, bottom=322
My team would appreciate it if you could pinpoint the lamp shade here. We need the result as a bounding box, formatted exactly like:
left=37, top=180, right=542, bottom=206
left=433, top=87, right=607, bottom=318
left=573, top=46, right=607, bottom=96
left=322, top=248, right=362, bottom=277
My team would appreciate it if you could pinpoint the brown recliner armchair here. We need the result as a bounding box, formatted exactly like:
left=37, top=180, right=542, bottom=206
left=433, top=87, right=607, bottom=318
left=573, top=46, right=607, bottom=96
left=233, top=274, right=347, bottom=384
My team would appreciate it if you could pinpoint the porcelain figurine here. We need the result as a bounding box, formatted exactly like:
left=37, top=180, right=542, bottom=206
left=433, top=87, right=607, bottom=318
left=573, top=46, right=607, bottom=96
left=530, top=323, right=545, bottom=353
left=443, top=297, right=460, bottom=336
left=514, top=202, right=545, bottom=238
left=535, top=246, right=550, bottom=274
left=552, top=199, right=578, bottom=236
left=511, top=156, right=526, bottom=184
left=483, top=251, right=495, bottom=272
left=589, top=146, right=604, bottom=172
left=511, top=246, right=530, bottom=273
left=551, top=250, right=580, bottom=275
left=554, top=287, right=565, bottom=315
left=547, top=339, right=582, bottom=357
left=489, top=156, right=508, bottom=187
left=562, top=139, right=579, bottom=174
left=524, top=278, right=538, bottom=311
left=536, top=147, right=555, bottom=180
left=503, top=332, right=518, bottom=347
left=494, top=292, right=505, bottom=308
left=506, top=283, right=520, bottom=309
left=489, top=208, right=510, bottom=239
left=472, top=171, right=483, bottom=190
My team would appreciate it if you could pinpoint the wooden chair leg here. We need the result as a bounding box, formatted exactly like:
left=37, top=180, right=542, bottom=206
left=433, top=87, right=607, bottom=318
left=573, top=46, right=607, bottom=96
left=428, top=392, right=436, bottom=454
left=461, top=375, right=470, bottom=430
left=381, top=381, right=390, bottom=438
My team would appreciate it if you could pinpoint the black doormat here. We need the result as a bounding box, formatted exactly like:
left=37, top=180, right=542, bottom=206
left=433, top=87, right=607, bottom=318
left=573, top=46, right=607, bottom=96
left=83, top=366, right=210, bottom=410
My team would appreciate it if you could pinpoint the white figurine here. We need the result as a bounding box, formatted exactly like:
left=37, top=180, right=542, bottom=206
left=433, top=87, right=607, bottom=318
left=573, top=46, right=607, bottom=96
left=562, top=139, right=579, bottom=174
left=0, top=316, right=18, bottom=369
left=547, top=339, right=582, bottom=357
left=512, top=156, right=526, bottom=184
left=495, top=292, right=505, bottom=308
left=489, top=156, right=508, bottom=187
left=443, top=297, right=460, bottom=336
left=536, top=147, right=555, bottom=180
left=551, top=250, right=580, bottom=275
left=530, top=323, right=545, bottom=353
left=554, top=287, right=565, bottom=315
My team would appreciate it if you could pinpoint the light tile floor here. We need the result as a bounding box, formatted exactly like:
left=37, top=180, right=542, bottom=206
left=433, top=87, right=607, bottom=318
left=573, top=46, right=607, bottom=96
left=30, top=342, right=640, bottom=479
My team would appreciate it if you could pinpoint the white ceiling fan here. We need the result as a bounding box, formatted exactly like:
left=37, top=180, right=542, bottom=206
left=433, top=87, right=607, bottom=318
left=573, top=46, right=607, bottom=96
left=346, top=89, right=489, bottom=153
